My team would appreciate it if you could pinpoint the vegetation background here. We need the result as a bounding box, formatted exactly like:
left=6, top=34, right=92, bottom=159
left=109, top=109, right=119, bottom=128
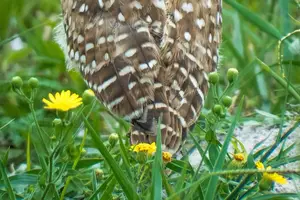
left=0, top=0, right=299, bottom=199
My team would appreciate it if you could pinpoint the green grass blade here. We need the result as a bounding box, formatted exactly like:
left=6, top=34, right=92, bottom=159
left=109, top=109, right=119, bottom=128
left=204, top=97, right=244, bottom=200
left=99, top=178, right=117, bottom=200
left=224, top=0, right=282, bottom=39
left=248, top=193, right=299, bottom=200
left=151, top=118, right=162, bottom=200
left=190, top=134, right=213, bottom=170
left=162, top=172, right=179, bottom=200
left=89, top=175, right=113, bottom=200
left=116, top=128, right=134, bottom=182
left=82, top=114, right=139, bottom=200
left=257, top=58, right=300, bottom=102
left=0, top=160, right=16, bottom=200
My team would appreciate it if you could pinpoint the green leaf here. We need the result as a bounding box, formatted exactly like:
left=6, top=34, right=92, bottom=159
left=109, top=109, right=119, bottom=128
left=89, top=174, right=114, bottom=200
left=82, top=115, right=139, bottom=200
left=248, top=193, right=300, bottom=200
left=99, top=177, right=116, bottom=200
left=151, top=119, right=162, bottom=200
left=166, top=160, right=194, bottom=174
left=0, top=160, right=16, bottom=200
left=205, top=97, right=244, bottom=200
left=257, top=59, right=300, bottom=103
left=224, top=0, right=282, bottom=39
left=162, top=172, right=179, bottom=200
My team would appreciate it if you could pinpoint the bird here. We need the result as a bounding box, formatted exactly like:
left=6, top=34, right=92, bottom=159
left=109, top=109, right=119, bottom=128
left=56, top=0, right=222, bottom=154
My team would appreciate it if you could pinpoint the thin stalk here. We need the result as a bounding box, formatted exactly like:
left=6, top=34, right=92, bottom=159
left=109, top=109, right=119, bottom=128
left=28, top=98, right=48, bottom=149
left=60, top=128, right=88, bottom=200
left=26, top=132, right=31, bottom=171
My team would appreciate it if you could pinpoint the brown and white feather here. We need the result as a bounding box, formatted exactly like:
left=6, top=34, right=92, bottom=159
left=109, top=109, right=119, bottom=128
left=57, top=0, right=222, bottom=154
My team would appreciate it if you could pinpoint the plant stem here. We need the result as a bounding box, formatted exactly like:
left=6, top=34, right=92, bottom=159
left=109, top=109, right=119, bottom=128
left=28, top=101, right=48, bottom=149
left=26, top=132, right=31, bottom=171
left=60, top=128, right=88, bottom=200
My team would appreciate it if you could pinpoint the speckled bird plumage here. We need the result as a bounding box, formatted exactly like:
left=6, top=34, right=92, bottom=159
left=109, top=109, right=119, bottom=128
left=56, top=0, right=222, bottom=154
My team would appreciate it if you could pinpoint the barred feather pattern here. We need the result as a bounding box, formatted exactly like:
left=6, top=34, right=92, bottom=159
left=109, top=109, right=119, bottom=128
left=58, top=0, right=222, bottom=153
left=161, top=0, right=222, bottom=143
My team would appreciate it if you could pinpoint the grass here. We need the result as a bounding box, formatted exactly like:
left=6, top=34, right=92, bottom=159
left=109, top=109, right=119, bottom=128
left=0, top=0, right=300, bottom=199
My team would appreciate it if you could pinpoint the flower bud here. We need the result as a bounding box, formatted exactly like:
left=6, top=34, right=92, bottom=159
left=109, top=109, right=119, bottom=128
left=222, top=96, right=232, bottom=107
left=82, top=89, right=95, bottom=105
left=52, top=118, right=63, bottom=127
left=259, top=178, right=273, bottom=191
left=81, top=148, right=87, bottom=155
left=109, top=133, right=119, bottom=147
left=136, top=152, right=148, bottom=164
left=95, top=169, right=104, bottom=179
left=213, top=104, right=222, bottom=115
left=52, top=118, right=63, bottom=137
left=208, top=72, right=219, bottom=84
left=227, top=68, right=239, bottom=83
left=67, top=144, right=79, bottom=159
left=11, top=76, right=23, bottom=89
left=28, top=77, right=39, bottom=89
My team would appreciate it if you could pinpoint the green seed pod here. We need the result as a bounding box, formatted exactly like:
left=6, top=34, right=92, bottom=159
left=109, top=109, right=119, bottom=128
left=227, top=68, right=239, bottom=83
left=11, top=76, right=23, bottom=89
left=208, top=72, right=219, bottom=84
left=82, top=89, right=95, bottom=105
left=213, top=104, right=222, bottom=115
left=28, top=77, right=39, bottom=89
left=222, top=96, right=232, bottom=107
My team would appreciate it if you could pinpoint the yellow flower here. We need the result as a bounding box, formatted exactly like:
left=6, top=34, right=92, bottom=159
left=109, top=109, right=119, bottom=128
left=162, top=152, right=172, bottom=162
left=42, top=90, right=82, bottom=112
left=256, top=161, right=265, bottom=170
left=255, top=162, right=287, bottom=184
left=131, top=142, right=156, bottom=155
left=233, top=153, right=245, bottom=162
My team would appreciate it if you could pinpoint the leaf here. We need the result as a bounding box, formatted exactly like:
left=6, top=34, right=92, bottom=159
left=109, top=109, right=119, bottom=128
left=82, top=115, right=139, bottom=200
left=224, top=0, right=282, bottom=40
left=166, top=160, right=194, bottom=174
left=99, top=177, right=116, bottom=200
left=89, top=175, right=114, bottom=200
left=151, top=119, right=162, bottom=200
left=247, top=193, right=299, bottom=200
left=0, top=160, right=16, bottom=200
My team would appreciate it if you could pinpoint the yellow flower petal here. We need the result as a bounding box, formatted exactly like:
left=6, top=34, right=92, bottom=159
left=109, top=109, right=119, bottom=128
left=42, top=90, right=82, bottom=112
left=256, top=161, right=265, bottom=170
left=256, top=162, right=287, bottom=185
left=162, top=152, right=172, bottom=162
left=233, top=153, right=245, bottom=162
left=263, top=172, right=287, bottom=184
left=49, top=93, right=56, bottom=103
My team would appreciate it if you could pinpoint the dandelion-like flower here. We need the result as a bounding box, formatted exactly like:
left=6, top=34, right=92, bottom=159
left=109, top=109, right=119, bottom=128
left=233, top=153, right=245, bottom=162
left=162, top=152, right=172, bottom=162
left=42, top=90, right=82, bottom=112
left=255, top=162, right=287, bottom=184
left=131, top=142, right=156, bottom=155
